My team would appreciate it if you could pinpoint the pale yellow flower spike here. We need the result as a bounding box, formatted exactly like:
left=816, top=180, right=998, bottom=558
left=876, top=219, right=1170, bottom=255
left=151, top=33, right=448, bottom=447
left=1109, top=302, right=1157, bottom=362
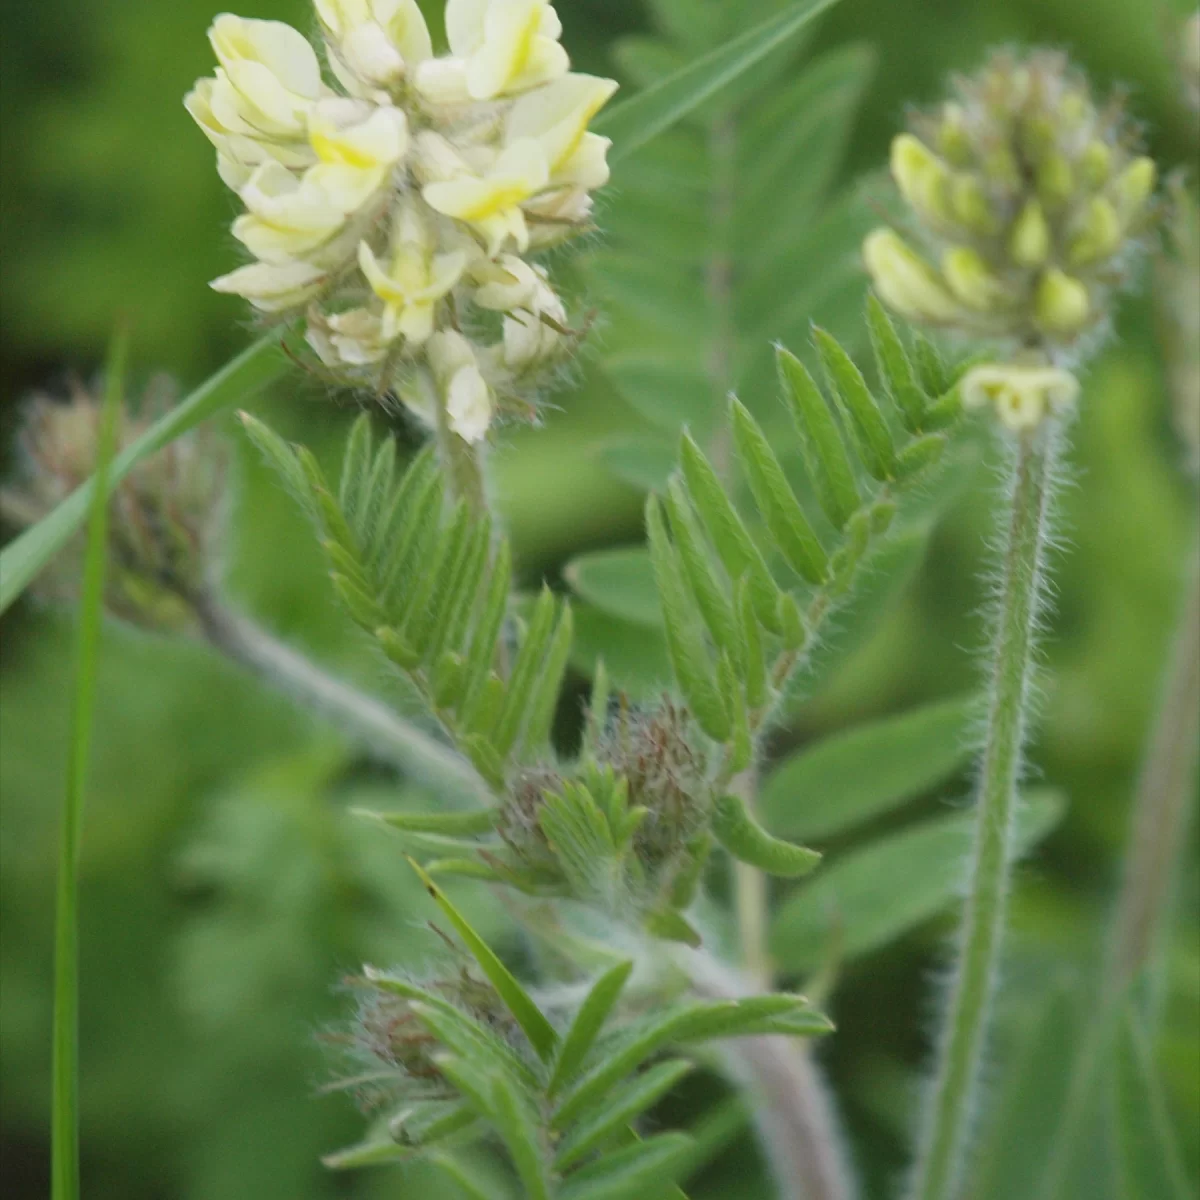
left=423, top=139, right=551, bottom=255
left=358, top=205, right=468, bottom=343
left=961, top=364, right=1080, bottom=431
left=446, top=0, right=569, bottom=101
left=189, top=0, right=615, bottom=445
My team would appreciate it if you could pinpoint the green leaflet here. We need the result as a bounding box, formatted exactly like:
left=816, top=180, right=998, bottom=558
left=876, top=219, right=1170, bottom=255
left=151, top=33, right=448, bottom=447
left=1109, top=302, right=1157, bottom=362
left=556, top=1061, right=695, bottom=1169
left=1110, top=1006, right=1192, bottom=1200
left=730, top=397, right=830, bottom=584
left=406, top=858, right=559, bottom=1063
left=711, top=793, right=822, bottom=877
left=769, top=789, right=1066, bottom=971
left=558, top=1133, right=695, bottom=1200
left=565, top=546, right=662, bottom=628
left=597, top=0, right=844, bottom=163
left=489, top=1074, right=551, bottom=1200
left=759, top=695, right=978, bottom=840
left=0, top=330, right=293, bottom=617
left=646, top=496, right=731, bottom=741
left=549, top=961, right=635, bottom=1097
left=814, top=326, right=898, bottom=483
left=777, top=346, right=861, bottom=531
left=354, top=807, right=498, bottom=836
left=552, top=996, right=830, bottom=1129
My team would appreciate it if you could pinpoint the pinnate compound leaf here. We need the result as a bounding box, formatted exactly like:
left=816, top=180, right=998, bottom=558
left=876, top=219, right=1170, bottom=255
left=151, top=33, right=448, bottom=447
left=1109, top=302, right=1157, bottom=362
left=598, top=0, right=843, bottom=164
left=769, top=789, right=1066, bottom=970
left=406, top=858, right=558, bottom=1063
left=760, top=695, right=978, bottom=840
left=553, top=996, right=829, bottom=1128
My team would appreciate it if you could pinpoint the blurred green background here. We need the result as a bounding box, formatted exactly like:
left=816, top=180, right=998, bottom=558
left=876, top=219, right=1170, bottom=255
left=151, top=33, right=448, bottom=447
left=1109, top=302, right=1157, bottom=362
left=1, top=1, right=1197, bottom=1198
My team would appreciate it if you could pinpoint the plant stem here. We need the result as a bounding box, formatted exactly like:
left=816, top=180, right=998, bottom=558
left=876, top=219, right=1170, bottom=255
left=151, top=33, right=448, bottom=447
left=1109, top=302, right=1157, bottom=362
left=1106, top=541, right=1200, bottom=998
left=910, top=429, right=1058, bottom=1200
left=53, top=335, right=124, bottom=1200
left=685, top=949, right=858, bottom=1200
left=193, top=595, right=494, bottom=808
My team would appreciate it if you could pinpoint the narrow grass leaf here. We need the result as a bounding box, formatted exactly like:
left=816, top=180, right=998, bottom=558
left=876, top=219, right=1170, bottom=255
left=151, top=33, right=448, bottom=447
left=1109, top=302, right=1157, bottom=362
left=52, top=330, right=125, bottom=1200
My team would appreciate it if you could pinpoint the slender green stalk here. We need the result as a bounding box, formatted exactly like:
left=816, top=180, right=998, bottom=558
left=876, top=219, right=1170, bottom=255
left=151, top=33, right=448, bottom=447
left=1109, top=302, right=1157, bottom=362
left=52, top=334, right=125, bottom=1200
left=192, top=595, right=494, bottom=808
left=911, top=429, right=1058, bottom=1200
left=1107, top=542, right=1200, bottom=998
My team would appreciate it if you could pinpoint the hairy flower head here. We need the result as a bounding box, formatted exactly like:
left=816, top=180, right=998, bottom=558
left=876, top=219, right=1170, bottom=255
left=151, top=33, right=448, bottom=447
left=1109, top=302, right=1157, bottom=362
left=0, top=378, right=226, bottom=628
left=187, top=1, right=615, bottom=444
left=864, top=50, right=1158, bottom=356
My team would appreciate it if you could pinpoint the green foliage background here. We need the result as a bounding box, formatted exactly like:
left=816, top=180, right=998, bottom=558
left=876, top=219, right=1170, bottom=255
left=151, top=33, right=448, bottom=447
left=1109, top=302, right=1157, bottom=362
left=1, top=1, right=1197, bottom=1197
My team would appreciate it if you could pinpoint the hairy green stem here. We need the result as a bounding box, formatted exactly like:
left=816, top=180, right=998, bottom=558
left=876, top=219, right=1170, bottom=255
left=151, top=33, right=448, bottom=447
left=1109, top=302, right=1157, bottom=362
left=1107, top=542, right=1200, bottom=997
left=193, top=595, right=494, bottom=807
left=684, top=949, right=858, bottom=1200
left=911, top=430, right=1057, bottom=1200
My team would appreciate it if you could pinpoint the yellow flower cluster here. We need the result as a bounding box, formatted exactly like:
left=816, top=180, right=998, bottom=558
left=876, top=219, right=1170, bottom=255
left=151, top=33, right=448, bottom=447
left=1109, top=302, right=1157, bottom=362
left=186, top=1, right=617, bottom=443
left=863, top=51, right=1156, bottom=356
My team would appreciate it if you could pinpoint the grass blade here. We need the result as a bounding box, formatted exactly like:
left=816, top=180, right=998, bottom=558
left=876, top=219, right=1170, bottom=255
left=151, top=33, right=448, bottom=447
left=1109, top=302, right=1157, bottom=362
left=51, top=330, right=126, bottom=1200
left=1, top=329, right=291, bottom=616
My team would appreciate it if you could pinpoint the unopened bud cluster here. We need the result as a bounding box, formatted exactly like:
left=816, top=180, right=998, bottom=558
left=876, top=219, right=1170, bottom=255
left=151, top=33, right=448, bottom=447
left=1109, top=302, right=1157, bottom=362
left=0, top=380, right=225, bottom=627
left=186, top=1, right=616, bottom=444
left=864, top=50, right=1157, bottom=355
left=337, top=965, right=518, bottom=1114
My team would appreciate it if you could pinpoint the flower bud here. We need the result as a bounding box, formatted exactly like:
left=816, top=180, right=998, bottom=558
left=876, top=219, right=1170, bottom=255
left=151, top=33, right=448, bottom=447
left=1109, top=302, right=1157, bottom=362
left=1067, top=197, right=1121, bottom=266
left=867, top=49, right=1158, bottom=351
left=891, top=134, right=953, bottom=224
left=1009, top=199, right=1051, bottom=267
left=1034, top=268, right=1091, bottom=335
left=863, top=230, right=963, bottom=324
left=1111, top=157, right=1156, bottom=224
left=942, top=247, right=1009, bottom=310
